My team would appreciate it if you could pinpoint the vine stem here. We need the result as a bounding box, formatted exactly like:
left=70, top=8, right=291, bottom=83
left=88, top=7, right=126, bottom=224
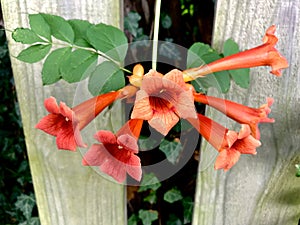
left=152, top=0, right=162, bottom=70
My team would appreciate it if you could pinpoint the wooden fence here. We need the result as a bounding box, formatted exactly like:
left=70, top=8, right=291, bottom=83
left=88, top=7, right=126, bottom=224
left=2, top=0, right=299, bottom=224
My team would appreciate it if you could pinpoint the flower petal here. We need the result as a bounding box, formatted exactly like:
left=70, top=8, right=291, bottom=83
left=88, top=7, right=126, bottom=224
left=149, top=110, right=179, bottom=136
left=117, top=134, right=139, bottom=153
left=44, top=96, right=60, bottom=114
left=214, top=149, right=241, bottom=171
left=100, top=160, right=127, bottom=183
left=35, top=114, right=65, bottom=136
left=82, top=144, right=107, bottom=166
left=94, top=130, right=117, bottom=144
left=131, top=90, right=153, bottom=120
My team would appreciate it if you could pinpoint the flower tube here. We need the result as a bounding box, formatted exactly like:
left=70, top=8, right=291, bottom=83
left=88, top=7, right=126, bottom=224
left=35, top=86, right=137, bottom=151
left=193, top=93, right=274, bottom=139
left=188, top=114, right=261, bottom=171
left=183, top=25, right=288, bottom=81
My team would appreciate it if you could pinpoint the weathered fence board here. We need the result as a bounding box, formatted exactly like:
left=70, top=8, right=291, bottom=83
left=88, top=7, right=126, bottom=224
left=193, top=1, right=300, bottom=225
left=1, top=1, right=126, bottom=225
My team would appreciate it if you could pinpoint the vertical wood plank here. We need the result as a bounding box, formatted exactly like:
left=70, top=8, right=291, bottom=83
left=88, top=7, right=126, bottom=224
left=1, top=1, right=126, bottom=225
left=193, top=1, right=300, bottom=225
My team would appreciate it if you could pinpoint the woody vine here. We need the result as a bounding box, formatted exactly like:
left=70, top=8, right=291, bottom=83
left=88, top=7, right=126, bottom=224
left=11, top=12, right=288, bottom=183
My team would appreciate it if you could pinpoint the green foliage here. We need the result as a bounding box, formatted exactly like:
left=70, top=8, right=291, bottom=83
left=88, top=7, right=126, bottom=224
left=187, top=40, right=250, bottom=93
left=163, top=188, right=183, bottom=203
left=138, top=210, right=159, bottom=225
left=15, top=194, right=36, bottom=220
left=12, top=13, right=128, bottom=96
left=16, top=44, right=52, bottom=63
left=86, top=23, right=128, bottom=61
left=223, top=38, right=250, bottom=89
left=124, top=11, right=141, bottom=38
left=138, top=173, right=162, bottom=192
left=159, top=138, right=183, bottom=165
left=88, top=61, right=125, bottom=95
left=0, top=29, right=39, bottom=224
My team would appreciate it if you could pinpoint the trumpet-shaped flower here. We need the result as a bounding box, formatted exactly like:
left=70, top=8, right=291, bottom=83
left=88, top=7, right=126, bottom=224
left=188, top=113, right=261, bottom=171
left=82, top=119, right=143, bottom=183
left=35, top=87, right=136, bottom=151
left=193, top=93, right=274, bottom=139
left=131, top=69, right=197, bottom=135
left=183, top=25, right=288, bottom=81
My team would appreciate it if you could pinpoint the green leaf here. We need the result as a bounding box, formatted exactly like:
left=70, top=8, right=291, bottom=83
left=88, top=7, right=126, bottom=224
left=88, top=61, right=125, bottom=95
left=138, top=135, right=161, bottom=151
left=190, top=48, right=231, bottom=93
left=161, top=14, right=172, bottom=29
left=29, top=14, right=51, bottom=41
left=138, top=173, right=161, bottom=192
left=60, top=49, right=98, bottom=83
left=167, top=214, right=183, bottom=225
left=143, top=191, right=157, bottom=204
left=138, top=209, right=158, bottom=225
left=15, top=194, right=36, bottom=220
left=41, top=13, right=74, bottom=43
left=12, top=28, right=46, bottom=44
left=187, top=42, right=213, bottom=68
left=16, top=44, right=51, bottom=63
left=163, top=188, right=183, bottom=203
left=223, top=38, right=250, bottom=89
left=182, top=197, right=193, bottom=224
left=19, top=217, right=40, bottom=225
left=42, top=47, right=72, bottom=85
left=128, top=214, right=139, bottom=225
left=86, top=23, right=128, bottom=61
left=159, top=139, right=183, bottom=165
left=124, top=11, right=141, bottom=37
left=68, top=19, right=93, bottom=47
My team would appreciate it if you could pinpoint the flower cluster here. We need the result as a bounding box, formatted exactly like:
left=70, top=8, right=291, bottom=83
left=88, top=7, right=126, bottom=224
left=36, top=25, right=288, bottom=183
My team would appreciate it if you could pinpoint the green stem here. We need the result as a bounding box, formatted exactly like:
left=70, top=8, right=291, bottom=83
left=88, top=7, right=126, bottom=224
left=152, top=0, right=162, bottom=70
left=50, top=41, right=132, bottom=74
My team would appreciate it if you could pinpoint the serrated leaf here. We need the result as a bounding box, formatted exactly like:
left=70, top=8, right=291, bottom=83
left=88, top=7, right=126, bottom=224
left=15, top=194, right=36, bottom=220
left=60, top=49, right=97, bottom=83
left=163, top=188, right=183, bottom=203
left=41, top=13, right=74, bottom=43
left=29, top=14, right=51, bottom=41
left=86, top=23, right=128, bottom=61
left=159, top=139, right=183, bottom=165
left=124, top=11, right=141, bottom=37
left=223, top=39, right=250, bottom=89
left=68, top=19, right=93, bottom=47
left=42, top=47, right=72, bottom=85
left=138, top=209, right=158, bottom=225
left=16, top=44, right=51, bottom=63
left=138, top=173, right=161, bottom=192
left=88, top=61, right=125, bottom=95
left=182, top=197, right=193, bottom=224
left=12, top=28, right=46, bottom=44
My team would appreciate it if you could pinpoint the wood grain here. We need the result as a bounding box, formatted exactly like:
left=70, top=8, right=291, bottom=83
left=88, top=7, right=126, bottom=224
left=1, top=1, right=126, bottom=224
left=193, top=1, right=300, bottom=224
